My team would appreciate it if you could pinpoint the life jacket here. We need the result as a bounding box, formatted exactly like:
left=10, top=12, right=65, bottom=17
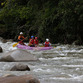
left=29, top=39, right=34, bottom=44
left=34, top=39, right=38, bottom=45
left=44, top=42, right=50, bottom=47
left=18, top=35, right=25, bottom=40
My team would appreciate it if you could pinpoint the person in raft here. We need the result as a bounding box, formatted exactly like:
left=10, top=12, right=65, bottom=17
left=44, top=38, right=51, bottom=47
left=28, top=36, right=35, bottom=47
left=18, top=32, right=27, bottom=45
left=34, top=37, right=39, bottom=47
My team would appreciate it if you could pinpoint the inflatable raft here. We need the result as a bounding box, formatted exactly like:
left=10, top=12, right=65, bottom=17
left=17, top=44, right=53, bottom=50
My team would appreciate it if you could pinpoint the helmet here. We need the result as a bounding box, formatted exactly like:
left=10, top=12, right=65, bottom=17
left=46, top=38, right=49, bottom=42
left=20, top=32, right=23, bottom=35
left=31, top=36, right=34, bottom=39
left=35, top=37, right=38, bottom=39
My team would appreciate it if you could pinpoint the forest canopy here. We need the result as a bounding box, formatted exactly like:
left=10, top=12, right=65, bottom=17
left=0, top=0, right=83, bottom=44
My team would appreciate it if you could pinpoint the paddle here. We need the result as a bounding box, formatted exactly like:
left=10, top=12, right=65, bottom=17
left=13, top=37, right=27, bottom=47
left=12, top=43, right=18, bottom=47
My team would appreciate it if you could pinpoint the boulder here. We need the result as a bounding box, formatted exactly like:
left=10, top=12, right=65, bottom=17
left=0, top=37, right=13, bottom=43
left=0, top=46, right=3, bottom=53
left=3, top=74, right=16, bottom=77
left=0, top=49, right=38, bottom=62
left=0, top=75, right=40, bottom=83
left=10, top=63, right=30, bottom=71
left=7, top=39, right=13, bottom=42
left=72, top=40, right=82, bottom=45
left=1, top=39, right=7, bottom=43
left=0, top=37, right=7, bottom=43
left=0, top=37, right=3, bottom=42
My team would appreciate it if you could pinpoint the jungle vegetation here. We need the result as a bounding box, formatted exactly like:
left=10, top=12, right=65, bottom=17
left=0, top=0, right=83, bottom=44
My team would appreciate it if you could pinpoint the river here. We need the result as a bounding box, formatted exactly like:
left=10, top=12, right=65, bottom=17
left=0, top=41, right=83, bottom=83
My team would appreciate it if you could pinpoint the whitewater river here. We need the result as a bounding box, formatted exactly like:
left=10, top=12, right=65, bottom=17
left=0, top=41, right=83, bottom=83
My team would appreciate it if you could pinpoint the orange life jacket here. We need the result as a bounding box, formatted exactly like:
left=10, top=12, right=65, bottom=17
left=18, top=35, right=25, bottom=45
left=18, top=35, right=25, bottom=40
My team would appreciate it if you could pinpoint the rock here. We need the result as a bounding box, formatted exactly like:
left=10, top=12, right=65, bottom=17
left=10, top=63, right=30, bottom=71
left=0, top=46, right=3, bottom=53
left=7, top=39, right=13, bottom=42
left=0, top=37, right=3, bottom=41
left=0, top=52, right=15, bottom=61
left=3, top=74, right=16, bottom=77
left=0, top=49, right=38, bottom=62
left=0, top=37, right=13, bottom=43
left=0, top=37, right=7, bottom=43
left=0, top=75, right=40, bottom=83
left=1, top=39, right=7, bottom=43
left=72, top=40, right=81, bottom=45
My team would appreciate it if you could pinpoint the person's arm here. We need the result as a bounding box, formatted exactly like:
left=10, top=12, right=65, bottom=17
left=49, top=43, right=51, bottom=46
left=43, top=42, right=45, bottom=46
left=18, top=36, right=21, bottom=40
left=28, top=39, right=32, bottom=46
left=29, top=39, right=31, bottom=43
left=21, top=36, right=27, bottom=41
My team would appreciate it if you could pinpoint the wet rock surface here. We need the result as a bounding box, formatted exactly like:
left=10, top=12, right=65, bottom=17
left=0, top=46, right=3, bottom=53
left=0, top=75, right=40, bottom=83
left=10, top=63, right=30, bottom=71
left=7, top=39, right=13, bottom=42
left=0, top=49, right=38, bottom=62
left=0, top=37, right=7, bottom=43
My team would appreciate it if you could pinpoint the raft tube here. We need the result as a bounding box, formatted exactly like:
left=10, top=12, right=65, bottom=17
left=17, top=44, right=53, bottom=50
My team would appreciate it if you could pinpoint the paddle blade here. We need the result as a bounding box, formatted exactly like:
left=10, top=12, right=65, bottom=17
left=28, top=44, right=31, bottom=46
left=40, top=46, right=44, bottom=47
left=13, top=43, right=18, bottom=47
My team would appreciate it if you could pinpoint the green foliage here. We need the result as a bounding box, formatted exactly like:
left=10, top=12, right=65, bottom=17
left=0, top=0, right=83, bottom=44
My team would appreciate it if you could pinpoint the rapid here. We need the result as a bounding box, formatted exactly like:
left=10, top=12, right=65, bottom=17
left=0, top=41, right=83, bottom=83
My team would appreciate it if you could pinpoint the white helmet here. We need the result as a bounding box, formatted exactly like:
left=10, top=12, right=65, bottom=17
left=46, top=38, right=49, bottom=42
left=20, top=32, right=23, bottom=35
